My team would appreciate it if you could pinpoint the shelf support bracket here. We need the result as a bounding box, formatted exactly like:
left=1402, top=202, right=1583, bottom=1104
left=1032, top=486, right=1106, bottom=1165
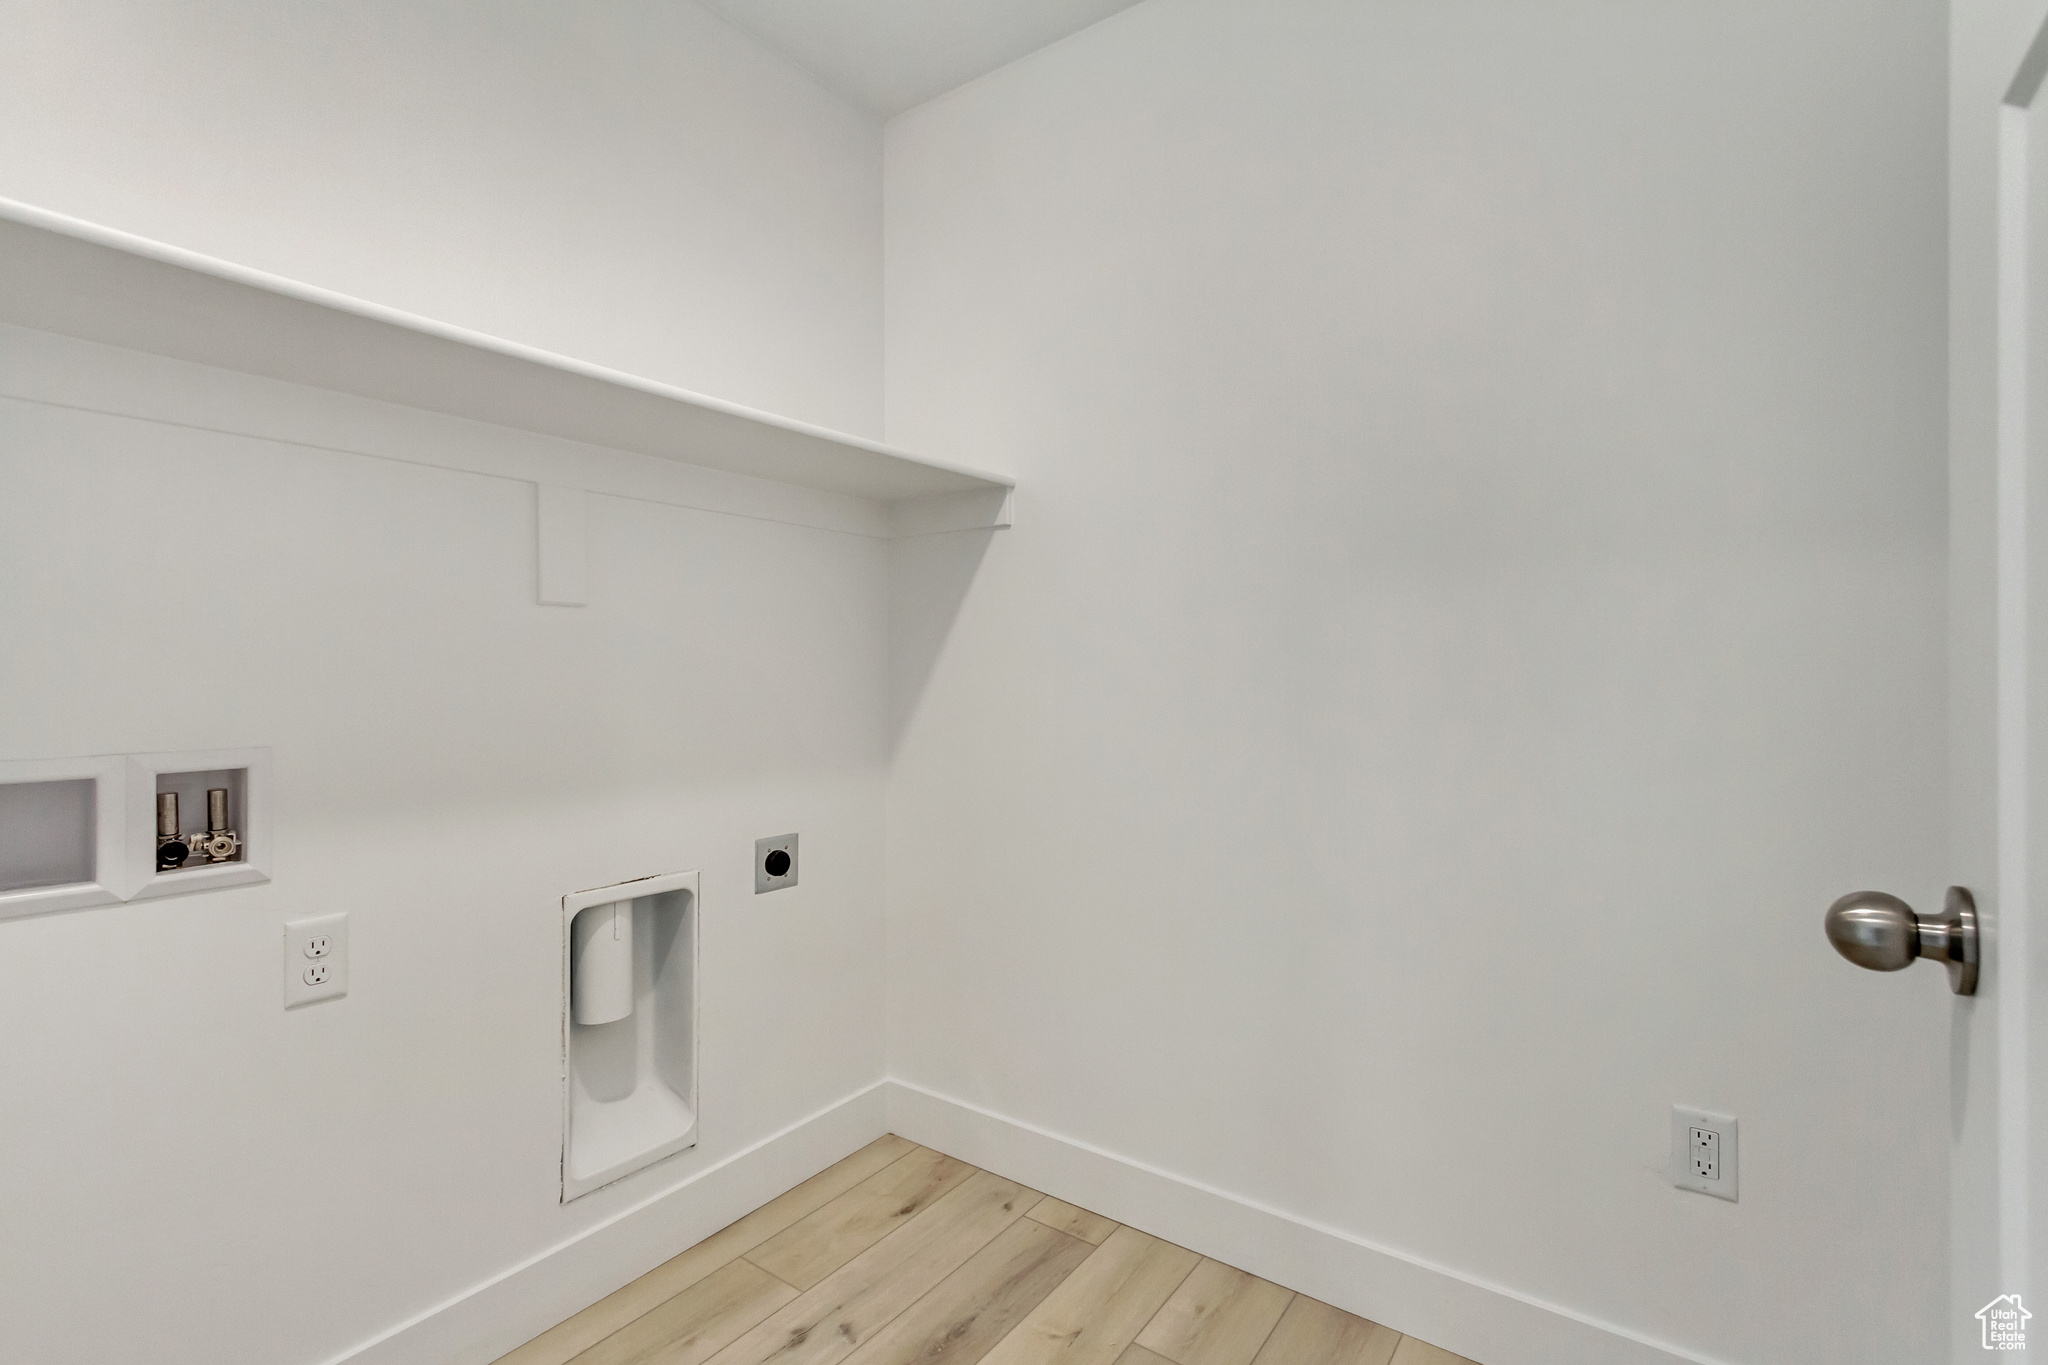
left=888, top=486, right=1015, bottom=538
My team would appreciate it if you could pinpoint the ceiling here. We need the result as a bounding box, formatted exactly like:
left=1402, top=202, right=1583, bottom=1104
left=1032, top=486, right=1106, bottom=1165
left=702, top=0, right=1147, bottom=118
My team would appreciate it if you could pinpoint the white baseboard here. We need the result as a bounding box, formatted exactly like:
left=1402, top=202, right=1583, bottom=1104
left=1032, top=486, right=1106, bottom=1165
left=318, top=1078, right=1724, bottom=1365
left=882, top=1080, right=1723, bottom=1365
left=328, top=1081, right=890, bottom=1365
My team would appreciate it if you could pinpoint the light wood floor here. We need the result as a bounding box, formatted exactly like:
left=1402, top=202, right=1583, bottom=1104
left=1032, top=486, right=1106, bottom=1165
left=494, top=1136, right=1479, bottom=1365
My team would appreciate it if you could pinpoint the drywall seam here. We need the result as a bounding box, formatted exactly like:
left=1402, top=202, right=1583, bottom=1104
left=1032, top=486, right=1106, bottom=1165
left=883, top=1080, right=1728, bottom=1365
left=328, top=1080, right=890, bottom=1365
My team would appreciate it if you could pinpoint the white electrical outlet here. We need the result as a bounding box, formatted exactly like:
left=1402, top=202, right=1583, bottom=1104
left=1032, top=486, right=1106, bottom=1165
left=1672, top=1105, right=1737, bottom=1201
left=285, top=914, right=348, bottom=1008
left=1691, top=1126, right=1718, bottom=1180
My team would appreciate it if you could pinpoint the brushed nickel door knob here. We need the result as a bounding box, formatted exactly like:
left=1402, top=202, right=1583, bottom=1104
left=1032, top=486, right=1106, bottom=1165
left=1824, top=886, right=1978, bottom=995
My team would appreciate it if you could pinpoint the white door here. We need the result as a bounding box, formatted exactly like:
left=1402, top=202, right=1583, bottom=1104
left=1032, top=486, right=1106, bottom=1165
left=1952, top=6, right=2048, bottom=1358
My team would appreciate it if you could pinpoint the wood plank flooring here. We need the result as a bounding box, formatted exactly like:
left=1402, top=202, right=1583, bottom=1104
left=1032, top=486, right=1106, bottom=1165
left=494, top=1137, right=1480, bottom=1365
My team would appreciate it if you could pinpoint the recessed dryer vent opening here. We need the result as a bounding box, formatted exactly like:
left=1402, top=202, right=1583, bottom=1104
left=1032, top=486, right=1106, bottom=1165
left=561, top=870, right=698, bottom=1202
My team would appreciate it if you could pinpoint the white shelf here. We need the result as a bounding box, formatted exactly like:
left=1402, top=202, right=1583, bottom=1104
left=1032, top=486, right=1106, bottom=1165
left=0, top=198, right=1012, bottom=508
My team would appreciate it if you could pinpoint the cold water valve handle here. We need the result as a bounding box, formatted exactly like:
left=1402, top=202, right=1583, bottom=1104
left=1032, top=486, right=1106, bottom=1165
left=1824, top=887, right=1978, bottom=996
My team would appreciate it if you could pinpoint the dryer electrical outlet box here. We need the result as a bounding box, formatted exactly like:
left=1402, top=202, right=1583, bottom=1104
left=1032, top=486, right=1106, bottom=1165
left=755, top=834, right=797, bottom=893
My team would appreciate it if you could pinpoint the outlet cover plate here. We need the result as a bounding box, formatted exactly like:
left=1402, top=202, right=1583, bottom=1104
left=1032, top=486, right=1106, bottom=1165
left=755, top=833, right=798, bottom=893
left=1672, top=1105, right=1738, bottom=1201
left=285, top=913, right=348, bottom=1008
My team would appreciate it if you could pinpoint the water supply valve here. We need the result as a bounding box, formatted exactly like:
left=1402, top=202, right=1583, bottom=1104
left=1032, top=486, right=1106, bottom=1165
left=193, top=787, right=240, bottom=863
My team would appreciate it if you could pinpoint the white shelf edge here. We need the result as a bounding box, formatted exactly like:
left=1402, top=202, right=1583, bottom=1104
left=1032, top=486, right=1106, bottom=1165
left=0, top=322, right=902, bottom=542
left=0, top=197, right=1014, bottom=509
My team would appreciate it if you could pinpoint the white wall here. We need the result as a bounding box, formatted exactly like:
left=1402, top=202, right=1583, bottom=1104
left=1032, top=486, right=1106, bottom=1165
left=0, top=6, right=892, bottom=1363
left=883, top=3, right=1951, bottom=1363
left=0, top=0, right=883, bottom=436
left=0, top=2, right=1967, bottom=1361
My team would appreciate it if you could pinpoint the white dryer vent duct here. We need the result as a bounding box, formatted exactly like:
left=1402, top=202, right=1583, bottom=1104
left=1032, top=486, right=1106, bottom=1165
left=571, top=900, right=634, bottom=1025
left=559, top=872, right=697, bottom=1201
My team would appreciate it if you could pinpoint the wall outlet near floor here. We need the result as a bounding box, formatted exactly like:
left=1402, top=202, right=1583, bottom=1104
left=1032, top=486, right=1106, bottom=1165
left=755, top=833, right=798, bottom=893
left=1672, top=1105, right=1737, bottom=1201
left=285, top=913, right=348, bottom=1007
